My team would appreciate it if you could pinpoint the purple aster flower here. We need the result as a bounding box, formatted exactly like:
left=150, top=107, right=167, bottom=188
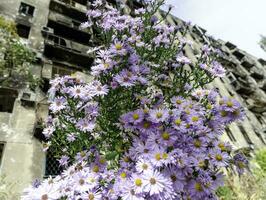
left=202, top=44, right=211, bottom=55
left=210, top=150, right=230, bottom=167
left=58, top=155, right=69, bottom=167
left=69, top=85, right=86, bottom=99
left=210, top=61, right=226, bottom=77
left=32, top=179, right=41, bottom=188
left=114, top=69, right=137, bottom=87
left=171, top=96, right=185, bottom=108
left=130, top=173, right=145, bottom=194
left=136, top=159, right=153, bottom=174
left=42, top=126, right=55, bottom=138
left=76, top=119, right=95, bottom=132
left=163, top=167, right=185, bottom=193
left=187, top=180, right=209, bottom=200
left=49, top=97, right=67, bottom=113
left=110, top=40, right=127, bottom=56
left=150, top=15, right=158, bottom=24
left=142, top=170, right=172, bottom=196
left=233, top=153, right=248, bottom=175
left=148, top=108, right=169, bottom=123
left=120, top=182, right=145, bottom=200
left=66, top=133, right=77, bottom=142
left=128, top=109, right=145, bottom=125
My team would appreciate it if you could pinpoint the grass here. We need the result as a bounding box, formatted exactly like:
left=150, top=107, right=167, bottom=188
left=217, top=148, right=266, bottom=200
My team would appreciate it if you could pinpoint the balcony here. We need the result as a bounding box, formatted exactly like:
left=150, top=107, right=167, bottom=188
left=49, top=0, right=87, bottom=22
left=43, top=33, right=93, bottom=68
left=47, top=11, right=91, bottom=45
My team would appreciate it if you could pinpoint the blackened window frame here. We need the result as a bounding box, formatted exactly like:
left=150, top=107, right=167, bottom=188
left=0, top=142, right=6, bottom=168
left=19, top=2, right=35, bottom=17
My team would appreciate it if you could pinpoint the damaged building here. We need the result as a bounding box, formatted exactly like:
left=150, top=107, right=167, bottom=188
left=0, top=0, right=265, bottom=197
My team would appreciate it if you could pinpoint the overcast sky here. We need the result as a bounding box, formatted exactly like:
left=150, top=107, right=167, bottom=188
left=165, top=0, right=266, bottom=59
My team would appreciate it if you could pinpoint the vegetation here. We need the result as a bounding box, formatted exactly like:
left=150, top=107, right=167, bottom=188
left=0, top=16, right=39, bottom=89
left=0, top=174, right=20, bottom=200
left=217, top=148, right=266, bottom=200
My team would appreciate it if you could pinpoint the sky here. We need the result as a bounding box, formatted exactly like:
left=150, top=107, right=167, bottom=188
left=166, top=0, right=266, bottom=59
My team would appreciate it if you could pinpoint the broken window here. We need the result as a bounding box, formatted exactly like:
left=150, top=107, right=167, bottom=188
left=52, top=65, right=75, bottom=77
left=0, top=88, right=18, bottom=113
left=16, top=24, right=31, bottom=38
left=44, top=150, right=63, bottom=177
left=19, top=2, right=35, bottom=16
left=0, top=143, right=5, bottom=167
left=225, top=72, right=237, bottom=87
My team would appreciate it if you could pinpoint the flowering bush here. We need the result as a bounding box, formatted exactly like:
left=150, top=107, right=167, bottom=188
left=22, top=0, right=248, bottom=199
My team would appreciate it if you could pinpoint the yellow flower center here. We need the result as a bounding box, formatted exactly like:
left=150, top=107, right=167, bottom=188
left=176, top=99, right=182, bottom=104
left=193, top=139, right=202, bottom=148
left=194, top=182, right=203, bottom=191
left=143, top=122, right=151, bottom=129
left=218, top=143, right=226, bottom=151
left=156, top=112, right=163, bottom=118
left=206, top=103, right=212, bottom=110
left=215, top=154, right=223, bottom=161
left=155, top=153, right=161, bottom=161
left=199, top=161, right=205, bottom=168
left=123, top=157, right=130, bottom=162
left=162, top=152, right=168, bottom=159
left=41, top=194, right=48, bottom=200
left=162, top=132, right=170, bottom=140
left=150, top=178, right=156, bottom=185
left=227, top=101, right=233, bottom=107
left=99, top=157, right=106, bottom=164
left=186, top=124, right=190, bottom=129
left=175, top=119, right=181, bottom=125
left=93, top=165, right=99, bottom=173
left=115, top=43, right=122, bottom=50
left=120, top=172, right=127, bottom=179
left=133, top=113, right=139, bottom=120
left=220, top=110, right=227, bottom=117
left=142, top=163, right=148, bottom=170
left=88, top=193, right=95, bottom=200
left=135, top=178, right=142, bottom=186
left=191, top=116, right=199, bottom=122
left=104, top=63, right=109, bottom=68
left=79, top=179, right=85, bottom=185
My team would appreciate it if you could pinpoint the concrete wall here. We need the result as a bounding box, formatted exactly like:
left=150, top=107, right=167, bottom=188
left=0, top=100, right=45, bottom=197
left=0, top=0, right=50, bottom=50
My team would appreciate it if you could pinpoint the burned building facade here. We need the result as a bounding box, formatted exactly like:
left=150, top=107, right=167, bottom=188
left=0, top=0, right=265, bottom=197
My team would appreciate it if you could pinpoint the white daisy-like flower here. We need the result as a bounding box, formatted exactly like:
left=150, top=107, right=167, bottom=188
left=42, top=126, right=55, bottom=138
left=120, top=182, right=145, bottom=200
left=22, top=180, right=61, bottom=200
left=136, top=159, right=152, bottom=174
left=143, top=170, right=172, bottom=196
left=49, top=97, right=67, bottom=113
left=69, top=85, right=85, bottom=99
left=79, top=189, right=102, bottom=200
left=130, top=173, right=145, bottom=194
